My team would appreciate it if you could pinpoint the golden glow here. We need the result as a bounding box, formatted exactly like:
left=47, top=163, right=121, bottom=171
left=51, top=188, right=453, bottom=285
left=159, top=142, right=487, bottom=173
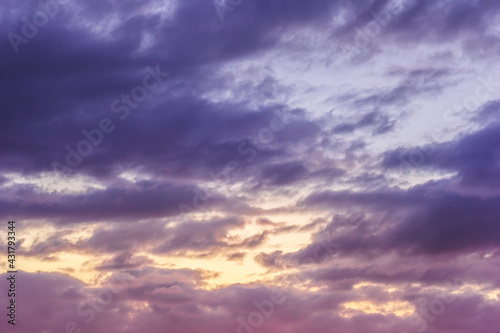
left=21, top=253, right=96, bottom=283
left=342, top=300, right=414, bottom=317
left=14, top=215, right=320, bottom=288
left=451, top=283, right=500, bottom=301
left=149, top=254, right=269, bottom=288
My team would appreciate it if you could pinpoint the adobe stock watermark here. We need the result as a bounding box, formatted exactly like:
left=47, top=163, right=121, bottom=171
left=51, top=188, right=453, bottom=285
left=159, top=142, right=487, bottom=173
left=51, top=65, right=169, bottom=174
left=46, top=273, right=134, bottom=333
left=7, top=0, right=70, bottom=54
left=209, top=108, right=291, bottom=183
left=177, top=108, right=291, bottom=215
left=402, top=278, right=462, bottom=333
left=236, top=290, right=287, bottom=333
left=398, top=73, right=500, bottom=170
left=213, top=0, right=244, bottom=21
left=338, top=0, right=406, bottom=57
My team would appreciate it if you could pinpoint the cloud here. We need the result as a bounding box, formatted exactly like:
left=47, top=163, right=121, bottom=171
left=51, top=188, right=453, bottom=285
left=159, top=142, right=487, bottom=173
left=0, top=181, right=219, bottom=223
left=382, top=122, right=500, bottom=187
left=3, top=269, right=500, bottom=333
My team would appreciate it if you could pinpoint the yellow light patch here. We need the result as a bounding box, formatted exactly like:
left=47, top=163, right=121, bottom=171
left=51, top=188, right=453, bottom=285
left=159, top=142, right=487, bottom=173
left=21, top=252, right=97, bottom=283
left=149, top=253, right=269, bottom=288
left=342, top=300, right=414, bottom=317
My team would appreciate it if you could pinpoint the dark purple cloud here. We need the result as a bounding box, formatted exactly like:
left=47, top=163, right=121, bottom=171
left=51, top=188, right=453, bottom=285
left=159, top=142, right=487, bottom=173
left=0, top=181, right=221, bottom=223
left=383, top=122, right=500, bottom=187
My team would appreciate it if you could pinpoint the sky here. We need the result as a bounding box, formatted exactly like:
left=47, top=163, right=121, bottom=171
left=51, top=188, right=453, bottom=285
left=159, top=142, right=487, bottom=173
left=1, top=0, right=500, bottom=332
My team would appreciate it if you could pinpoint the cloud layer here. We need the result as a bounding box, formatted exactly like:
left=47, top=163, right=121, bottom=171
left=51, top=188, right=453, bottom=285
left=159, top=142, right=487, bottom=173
left=1, top=0, right=500, bottom=332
